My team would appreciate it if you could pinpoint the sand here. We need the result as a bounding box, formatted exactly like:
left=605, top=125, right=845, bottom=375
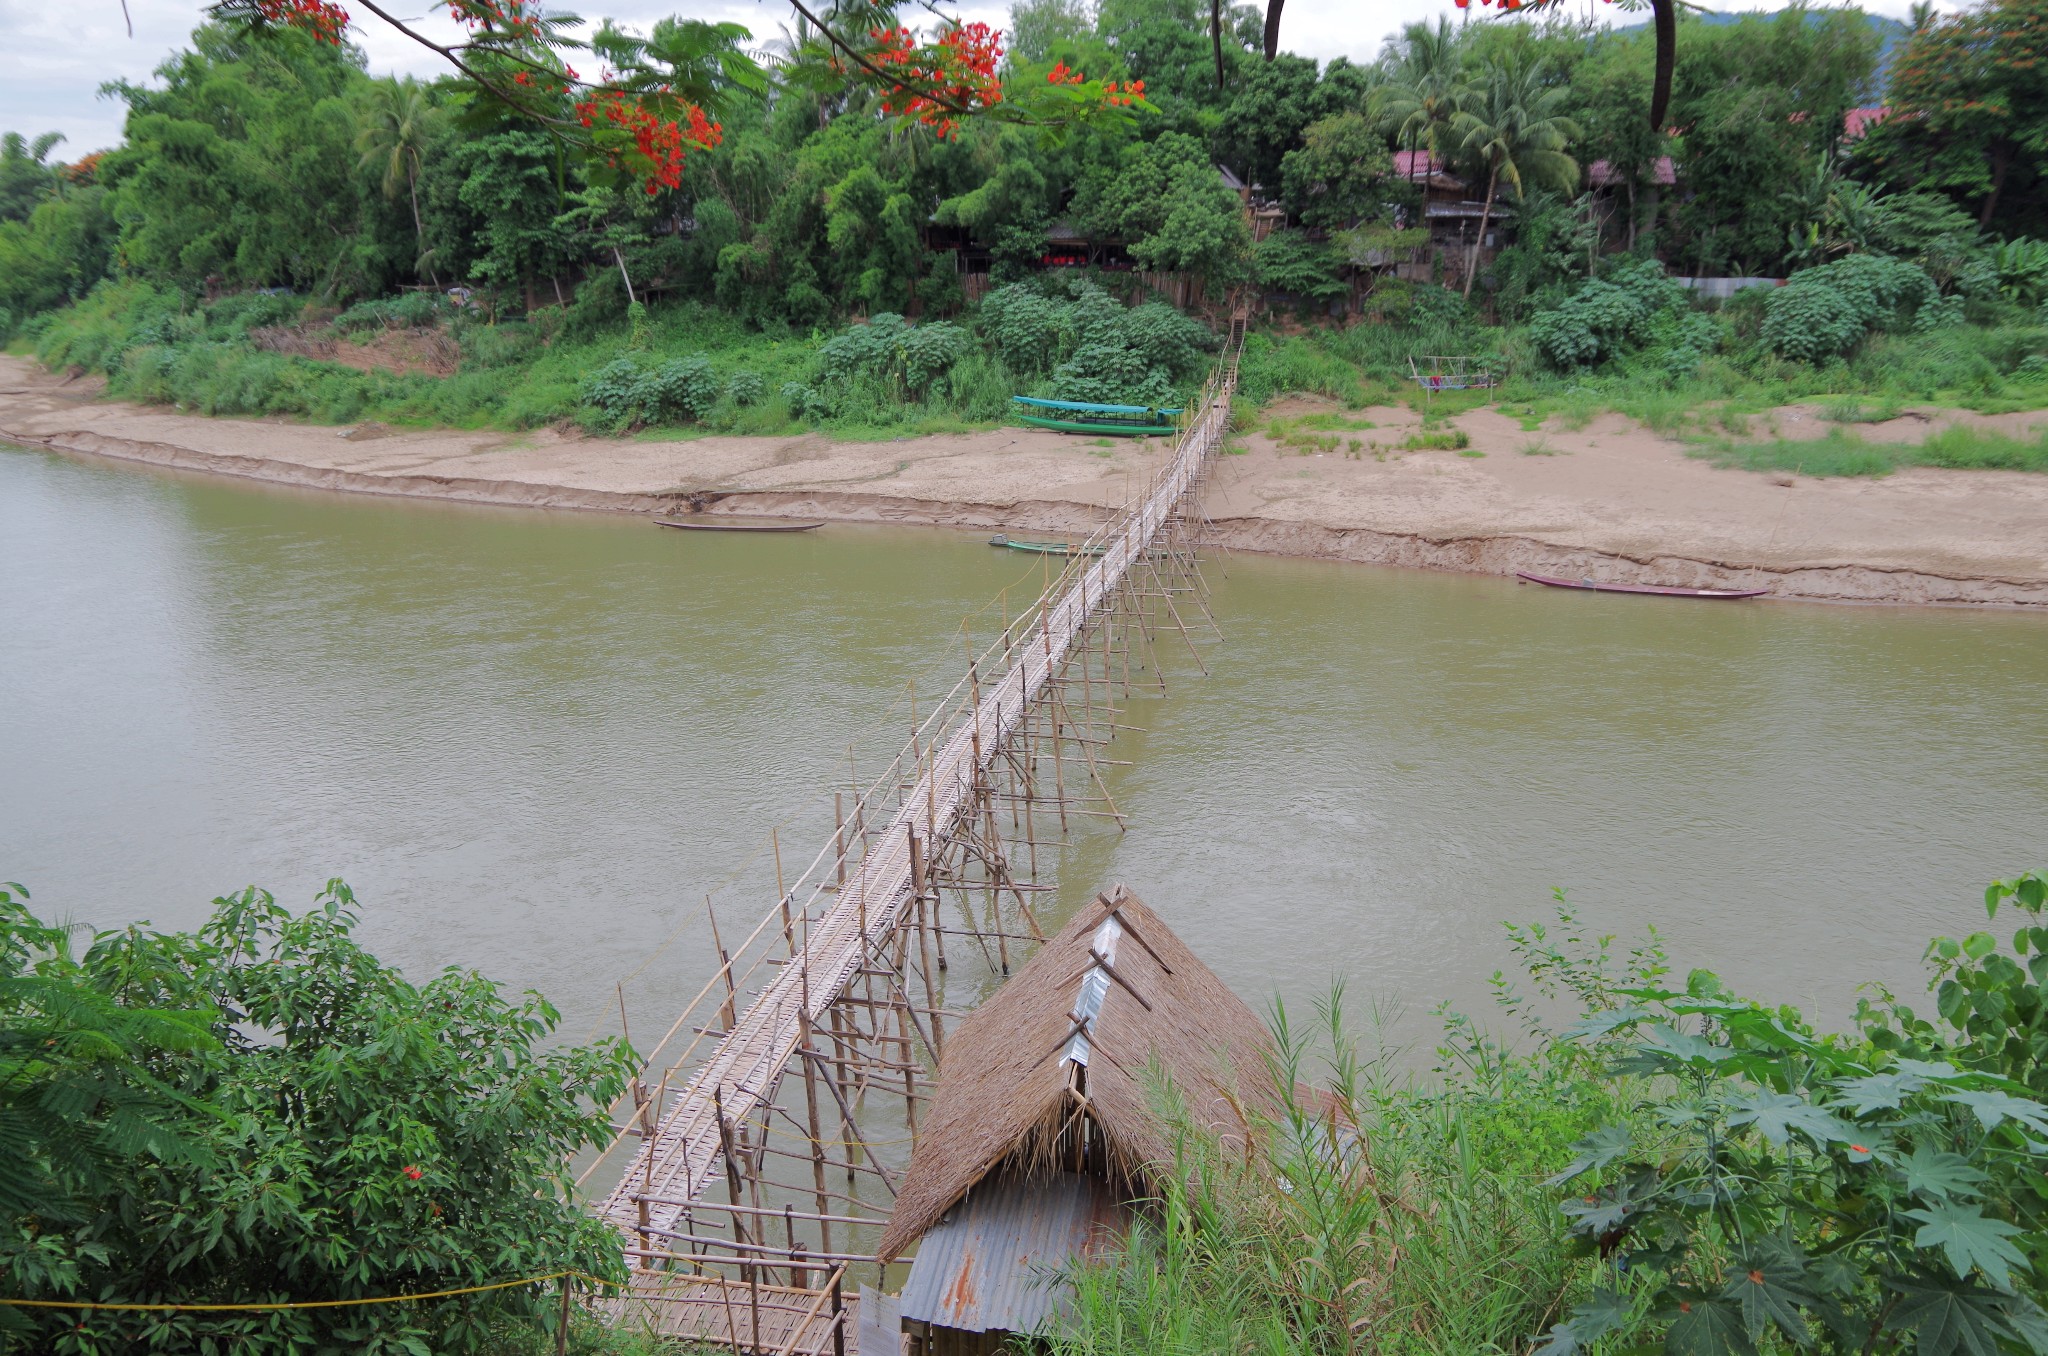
left=5, top=354, right=2047, bottom=608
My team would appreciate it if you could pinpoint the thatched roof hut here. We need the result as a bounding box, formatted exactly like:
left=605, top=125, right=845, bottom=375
left=878, top=886, right=1277, bottom=1348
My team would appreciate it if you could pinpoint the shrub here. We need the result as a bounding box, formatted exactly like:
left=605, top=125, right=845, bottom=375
left=577, top=353, right=720, bottom=428
left=1529, top=258, right=1692, bottom=369
left=1762, top=255, right=1940, bottom=363
left=815, top=313, right=968, bottom=400
left=726, top=370, right=765, bottom=406
left=0, top=880, right=632, bottom=1354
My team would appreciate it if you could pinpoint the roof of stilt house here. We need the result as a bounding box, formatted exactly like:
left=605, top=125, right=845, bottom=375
left=877, top=885, right=1276, bottom=1261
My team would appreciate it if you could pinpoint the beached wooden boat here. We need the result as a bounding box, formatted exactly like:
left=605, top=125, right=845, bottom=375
left=1012, top=396, right=1181, bottom=436
left=654, top=517, right=824, bottom=533
left=1516, top=570, right=1768, bottom=599
left=988, top=535, right=1105, bottom=557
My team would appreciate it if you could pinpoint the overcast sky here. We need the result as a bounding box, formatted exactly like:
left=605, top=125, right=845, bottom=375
left=2, top=0, right=1935, bottom=159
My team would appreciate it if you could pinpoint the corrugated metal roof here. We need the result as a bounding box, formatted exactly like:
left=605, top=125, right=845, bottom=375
left=898, top=1171, right=1127, bottom=1336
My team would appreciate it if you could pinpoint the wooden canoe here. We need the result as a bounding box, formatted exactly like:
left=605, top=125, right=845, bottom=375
left=1516, top=570, right=1768, bottom=599
left=654, top=517, right=824, bottom=533
left=988, top=535, right=1105, bottom=557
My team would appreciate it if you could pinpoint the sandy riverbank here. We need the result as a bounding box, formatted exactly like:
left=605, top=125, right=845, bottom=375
left=6, top=353, right=2048, bottom=607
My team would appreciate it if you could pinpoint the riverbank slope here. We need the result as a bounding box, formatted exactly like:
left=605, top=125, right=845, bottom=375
left=6, top=354, right=2046, bottom=607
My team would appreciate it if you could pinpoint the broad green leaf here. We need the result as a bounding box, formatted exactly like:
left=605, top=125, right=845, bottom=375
left=1838, top=1068, right=1928, bottom=1114
left=1664, top=1297, right=1758, bottom=1356
left=1545, top=1124, right=1634, bottom=1186
left=1725, top=1089, right=1855, bottom=1148
left=1887, top=1278, right=2016, bottom=1356
left=1943, top=1089, right=2048, bottom=1136
left=1561, top=1184, right=1636, bottom=1237
left=1905, top=1200, right=2030, bottom=1290
left=2001, top=1294, right=2048, bottom=1356
left=1719, top=1241, right=1816, bottom=1346
left=1533, top=1288, right=1633, bottom=1356
left=1896, top=1143, right=1989, bottom=1201
left=1564, top=1006, right=1652, bottom=1042
left=1618, top=1024, right=1735, bottom=1075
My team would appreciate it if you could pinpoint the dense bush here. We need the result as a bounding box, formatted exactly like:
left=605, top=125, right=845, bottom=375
left=1, top=880, right=633, bottom=1354
left=1529, top=257, right=1696, bottom=369
left=814, top=313, right=968, bottom=400
left=578, top=352, right=721, bottom=428
left=335, top=292, right=445, bottom=332
left=979, top=280, right=1211, bottom=405
left=1762, top=255, right=1945, bottom=363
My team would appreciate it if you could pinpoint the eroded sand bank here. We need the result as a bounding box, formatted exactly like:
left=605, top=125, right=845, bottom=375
left=5, top=354, right=2046, bottom=608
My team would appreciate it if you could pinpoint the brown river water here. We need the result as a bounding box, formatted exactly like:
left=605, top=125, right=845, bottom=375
left=5, top=443, right=2046, bottom=1061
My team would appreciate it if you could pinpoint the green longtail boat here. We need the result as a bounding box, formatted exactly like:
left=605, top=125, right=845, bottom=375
left=1011, top=396, right=1182, bottom=436
left=987, top=535, right=1106, bottom=556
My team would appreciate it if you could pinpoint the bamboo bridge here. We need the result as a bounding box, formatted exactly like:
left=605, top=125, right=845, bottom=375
left=584, top=321, right=1245, bottom=1352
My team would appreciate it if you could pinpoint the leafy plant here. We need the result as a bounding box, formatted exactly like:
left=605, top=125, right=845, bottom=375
left=1536, top=872, right=2048, bottom=1356
left=1, top=881, right=635, bottom=1354
left=815, top=313, right=968, bottom=400
left=1762, top=256, right=1942, bottom=363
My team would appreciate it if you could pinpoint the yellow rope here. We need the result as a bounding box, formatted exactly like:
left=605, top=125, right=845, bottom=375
left=0, top=1269, right=620, bottom=1313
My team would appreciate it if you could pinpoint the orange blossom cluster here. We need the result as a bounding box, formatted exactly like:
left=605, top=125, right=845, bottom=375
left=574, top=90, right=723, bottom=194
left=870, top=23, right=1005, bottom=138
left=257, top=0, right=351, bottom=44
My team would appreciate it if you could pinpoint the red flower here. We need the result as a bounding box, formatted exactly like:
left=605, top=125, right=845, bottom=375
left=403, top=1165, right=424, bottom=1180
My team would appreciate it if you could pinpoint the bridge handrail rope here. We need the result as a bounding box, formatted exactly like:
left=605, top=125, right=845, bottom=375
left=588, top=332, right=1243, bottom=1244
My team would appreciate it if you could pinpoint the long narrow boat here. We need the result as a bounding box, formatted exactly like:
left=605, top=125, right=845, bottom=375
left=654, top=517, right=824, bottom=533
left=1012, top=396, right=1182, bottom=437
left=988, top=535, right=1106, bottom=557
left=1516, top=570, right=1768, bottom=599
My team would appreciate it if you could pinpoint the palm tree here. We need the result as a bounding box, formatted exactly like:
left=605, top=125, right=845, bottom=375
left=1373, top=20, right=1471, bottom=192
left=356, top=79, right=439, bottom=287
left=1449, top=57, right=1581, bottom=298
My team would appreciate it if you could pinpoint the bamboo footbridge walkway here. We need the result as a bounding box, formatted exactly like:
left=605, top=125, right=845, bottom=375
left=587, top=318, right=1245, bottom=1351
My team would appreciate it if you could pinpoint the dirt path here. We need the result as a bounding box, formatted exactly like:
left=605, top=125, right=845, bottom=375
left=6, top=354, right=2047, bottom=608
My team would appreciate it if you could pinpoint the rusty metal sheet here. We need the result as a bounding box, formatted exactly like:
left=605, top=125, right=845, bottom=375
left=898, top=1171, right=1125, bottom=1336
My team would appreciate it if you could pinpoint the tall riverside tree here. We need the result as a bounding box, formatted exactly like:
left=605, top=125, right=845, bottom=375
left=1374, top=19, right=1471, bottom=184
left=356, top=78, right=441, bottom=285
left=1860, top=0, right=2048, bottom=235
left=1451, top=57, right=1580, bottom=298
left=0, top=132, right=66, bottom=223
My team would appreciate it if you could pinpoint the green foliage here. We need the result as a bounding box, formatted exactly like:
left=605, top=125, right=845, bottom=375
left=1529, top=258, right=1695, bottom=370
left=1763, top=256, right=1943, bottom=363
left=815, top=313, right=968, bottom=401
left=1251, top=230, right=1348, bottom=305
left=1539, top=955, right=2048, bottom=1356
left=978, top=280, right=1212, bottom=405
left=1695, top=425, right=2048, bottom=478
left=579, top=352, right=722, bottom=428
left=1280, top=112, right=1400, bottom=232
left=1075, top=132, right=1251, bottom=285
left=0, top=881, right=633, bottom=1354
left=1050, top=985, right=1623, bottom=1356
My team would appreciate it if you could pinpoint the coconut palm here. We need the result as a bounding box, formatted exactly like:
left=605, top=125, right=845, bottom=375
left=355, top=79, right=440, bottom=286
left=1372, top=20, right=1472, bottom=190
left=1449, top=56, right=1580, bottom=298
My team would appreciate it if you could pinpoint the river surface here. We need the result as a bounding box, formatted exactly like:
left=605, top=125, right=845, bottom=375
left=6, top=443, right=2047, bottom=1061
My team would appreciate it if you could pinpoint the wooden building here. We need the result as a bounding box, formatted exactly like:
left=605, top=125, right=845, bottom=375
left=875, top=886, right=1277, bottom=1356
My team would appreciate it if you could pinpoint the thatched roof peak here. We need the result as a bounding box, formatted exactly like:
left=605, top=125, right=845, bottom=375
left=877, top=886, right=1274, bottom=1261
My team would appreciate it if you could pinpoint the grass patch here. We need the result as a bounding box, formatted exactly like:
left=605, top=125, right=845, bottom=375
left=1401, top=427, right=1472, bottom=451
left=1822, top=393, right=1906, bottom=423
left=1694, top=423, right=2048, bottom=477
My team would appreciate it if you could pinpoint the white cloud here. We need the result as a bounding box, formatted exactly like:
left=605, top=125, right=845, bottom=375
left=0, top=0, right=1942, bottom=156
